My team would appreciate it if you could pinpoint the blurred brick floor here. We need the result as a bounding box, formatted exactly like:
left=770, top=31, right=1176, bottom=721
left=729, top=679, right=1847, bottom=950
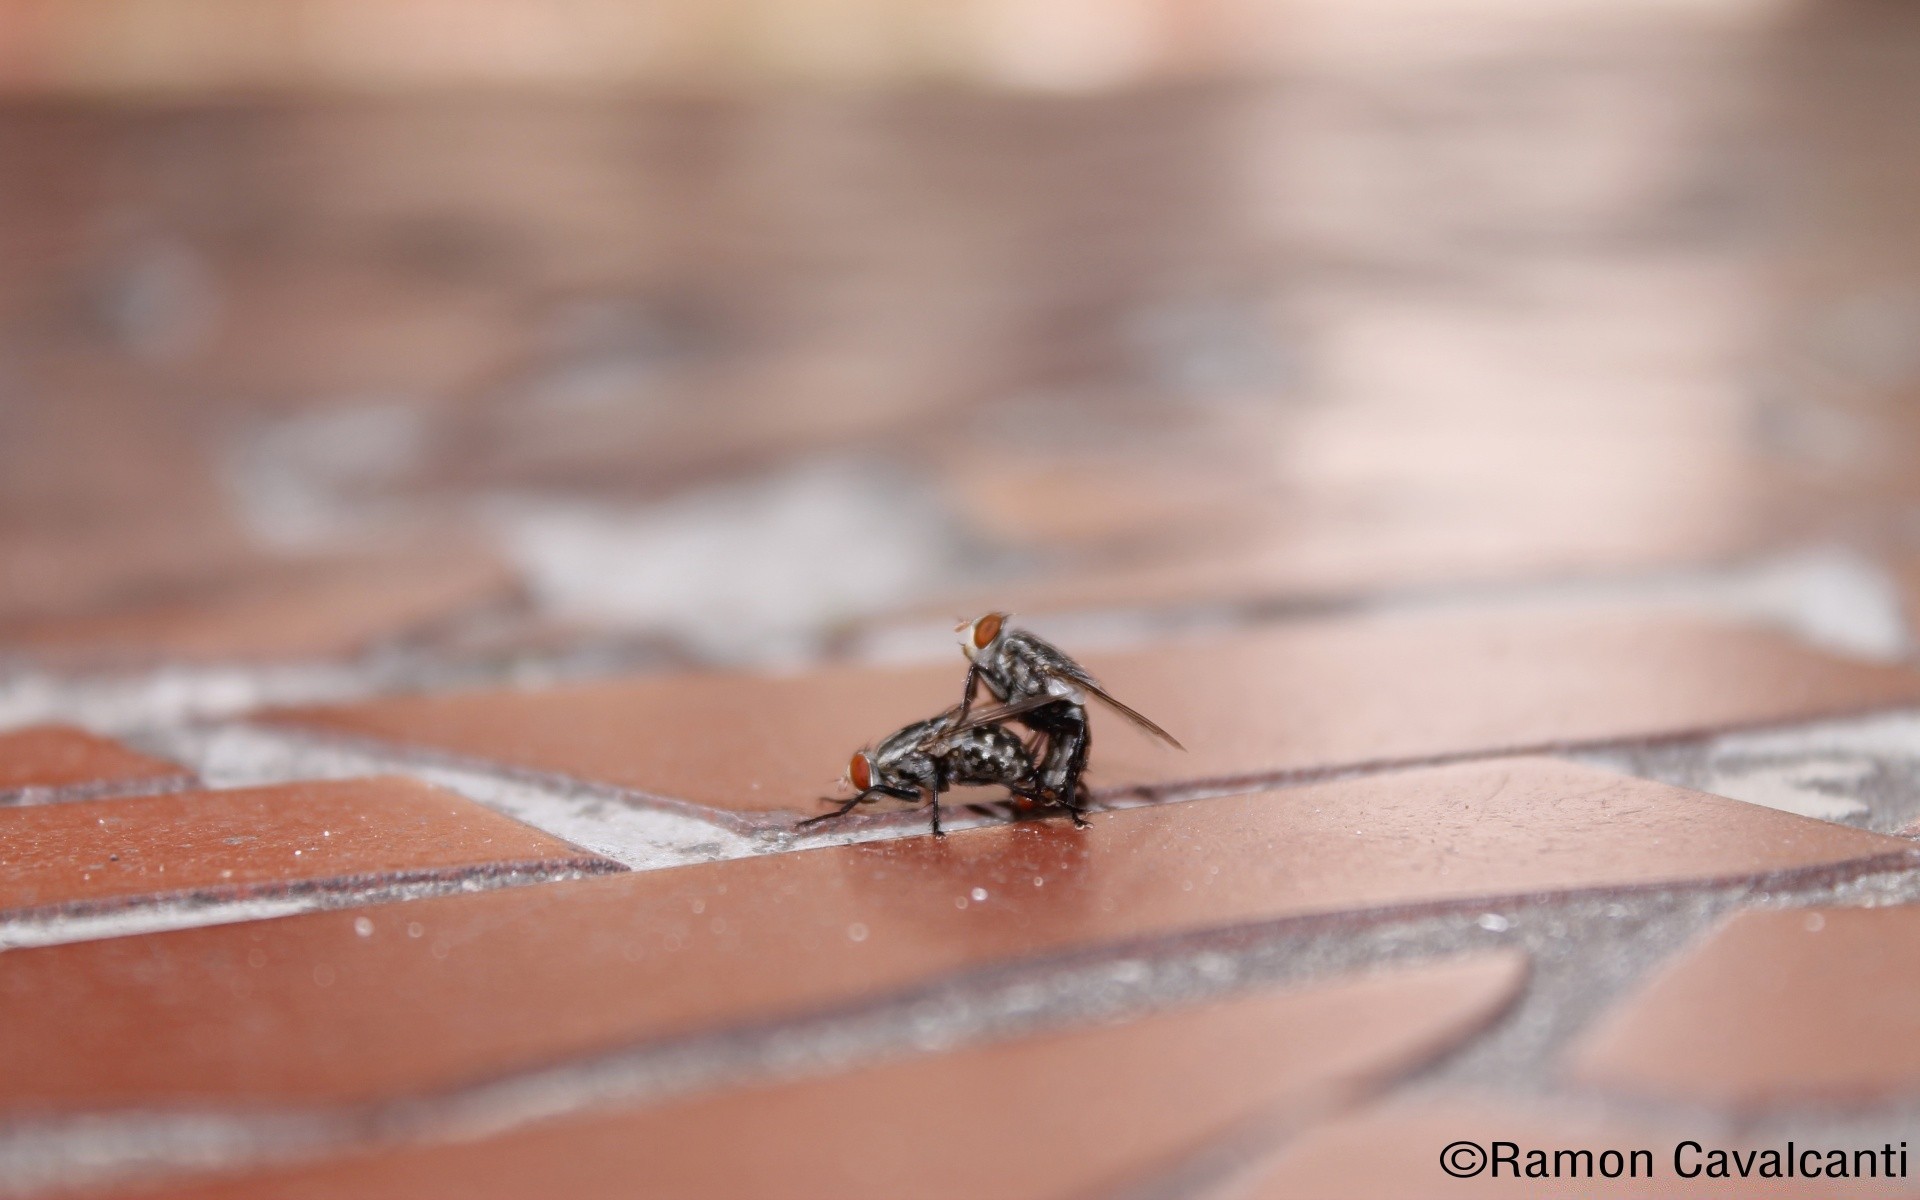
left=8, top=0, right=1920, bottom=1196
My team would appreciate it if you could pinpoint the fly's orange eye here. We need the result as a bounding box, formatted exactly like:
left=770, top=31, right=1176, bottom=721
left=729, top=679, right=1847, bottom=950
left=972, top=613, right=1004, bottom=650
left=849, top=752, right=872, bottom=792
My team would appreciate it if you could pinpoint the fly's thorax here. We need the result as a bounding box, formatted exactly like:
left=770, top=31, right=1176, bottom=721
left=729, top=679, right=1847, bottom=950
left=875, top=717, right=941, bottom=761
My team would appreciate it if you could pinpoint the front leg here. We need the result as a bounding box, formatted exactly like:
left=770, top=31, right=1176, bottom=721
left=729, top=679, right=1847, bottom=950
left=796, top=790, right=880, bottom=829
left=796, top=785, right=919, bottom=830
left=955, top=661, right=985, bottom=726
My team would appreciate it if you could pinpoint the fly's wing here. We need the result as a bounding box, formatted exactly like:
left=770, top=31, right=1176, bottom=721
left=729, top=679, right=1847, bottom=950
left=1076, top=677, right=1185, bottom=750
left=917, top=705, right=973, bottom=751
left=1021, top=639, right=1187, bottom=750
left=876, top=712, right=957, bottom=762
left=1013, top=633, right=1175, bottom=744
left=943, top=694, right=1061, bottom=736
left=950, top=669, right=1185, bottom=751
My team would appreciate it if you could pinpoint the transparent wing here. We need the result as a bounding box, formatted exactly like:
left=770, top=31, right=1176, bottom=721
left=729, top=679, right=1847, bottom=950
left=945, top=682, right=1184, bottom=751
left=1078, top=678, right=1185, bottom=750
left=941, top=694, right=1061, bottom=735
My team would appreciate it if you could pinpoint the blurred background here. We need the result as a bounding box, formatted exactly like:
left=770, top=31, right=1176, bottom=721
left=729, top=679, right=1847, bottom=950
left=3, top=0, right=1919, bottom=686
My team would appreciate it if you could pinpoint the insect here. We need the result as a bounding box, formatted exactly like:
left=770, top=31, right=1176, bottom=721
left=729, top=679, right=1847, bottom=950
left=796, top=705, right=1068, bottom=837
left=951, top=612, right=1184, bottom=819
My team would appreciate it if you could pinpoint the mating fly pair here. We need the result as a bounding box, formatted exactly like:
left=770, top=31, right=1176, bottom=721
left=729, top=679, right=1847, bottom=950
left=798, top=613, right=1183, bottom=837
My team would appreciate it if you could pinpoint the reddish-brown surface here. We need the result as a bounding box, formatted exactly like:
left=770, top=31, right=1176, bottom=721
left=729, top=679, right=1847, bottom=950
left=0, top=777, right=615, bottom=915
left=5, top=549, right=517, bottom=665
left=270, top=613, right=1920, bottom=814
left=0, top=726, right=190, bottom=794
left=112, top=955, right=1526, bottom=1200
left=1567, top=905, right=1920, bottom=1108
left=0, top=758, right=1902, bottom=1112
left=6, top=4, right=1920, bottom=1194
left=1225, top=1098, right=1898, bottom=1199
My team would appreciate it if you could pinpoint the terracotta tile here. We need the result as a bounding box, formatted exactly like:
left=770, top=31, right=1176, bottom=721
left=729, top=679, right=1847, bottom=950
left=0, top=777, right=614, bottom=918
left=271, top=611, right=1920, bottom=815
left=1567, top=904, right=1920, bottom=1108
left=0, top=758, right=1905, bottom=1113
left=0, top=726, right=191, bottom=795
left=116, top=955, right=1528, bottom=1200
left=1225, top=1096, right=1899, bottom=1199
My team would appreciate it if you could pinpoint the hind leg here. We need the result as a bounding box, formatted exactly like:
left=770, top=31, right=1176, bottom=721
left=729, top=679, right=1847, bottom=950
left=1037, top=710, right=1092, bottom=828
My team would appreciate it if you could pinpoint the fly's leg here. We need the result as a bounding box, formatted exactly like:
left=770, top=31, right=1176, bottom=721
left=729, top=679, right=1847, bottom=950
left=797, top=785, right=919, bottom=830
left=1038, top=709, right=1092, bottom=829
left=924, top=763, right=948, bottom=837
left=1064, top=723, right=1092, bottom=827
left=955, top=661, right=985, bottom=727
left=1055, top=781, right=1092, bottom=829
left=924, top=786, right=945, bottom=837
left=797, top=790, right=878, bottom=829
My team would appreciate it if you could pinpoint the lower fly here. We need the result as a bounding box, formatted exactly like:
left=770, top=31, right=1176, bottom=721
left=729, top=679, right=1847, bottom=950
left=797, top=705, right=1086, bottom=837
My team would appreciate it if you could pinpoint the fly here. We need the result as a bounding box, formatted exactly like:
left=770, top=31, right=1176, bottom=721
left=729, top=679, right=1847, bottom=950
left=950, top=612, right=1184, bottom=818
left=797, top=705, right=1064, bottom=837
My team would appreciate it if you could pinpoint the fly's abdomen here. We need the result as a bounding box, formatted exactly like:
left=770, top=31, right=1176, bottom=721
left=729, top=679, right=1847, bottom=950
left=951, top=727, right=1034, bottom=787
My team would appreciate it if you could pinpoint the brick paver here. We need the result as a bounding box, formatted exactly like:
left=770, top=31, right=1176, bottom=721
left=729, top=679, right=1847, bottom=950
left=0, top=726, right=191, bottom=796
left=0, top=777, right=617, bottom=918
left=8, top=10, right=1920, bottom=1195
left=108, top=955, right=1526, bottom=1200
left=1567, top=904, right=1920, bottom=1108
left=0, top=758, right=1902, bottom=1113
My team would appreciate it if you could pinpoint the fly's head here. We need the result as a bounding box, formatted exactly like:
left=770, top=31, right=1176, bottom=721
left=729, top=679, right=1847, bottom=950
left=957, top=612, right=1009, bottom=662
